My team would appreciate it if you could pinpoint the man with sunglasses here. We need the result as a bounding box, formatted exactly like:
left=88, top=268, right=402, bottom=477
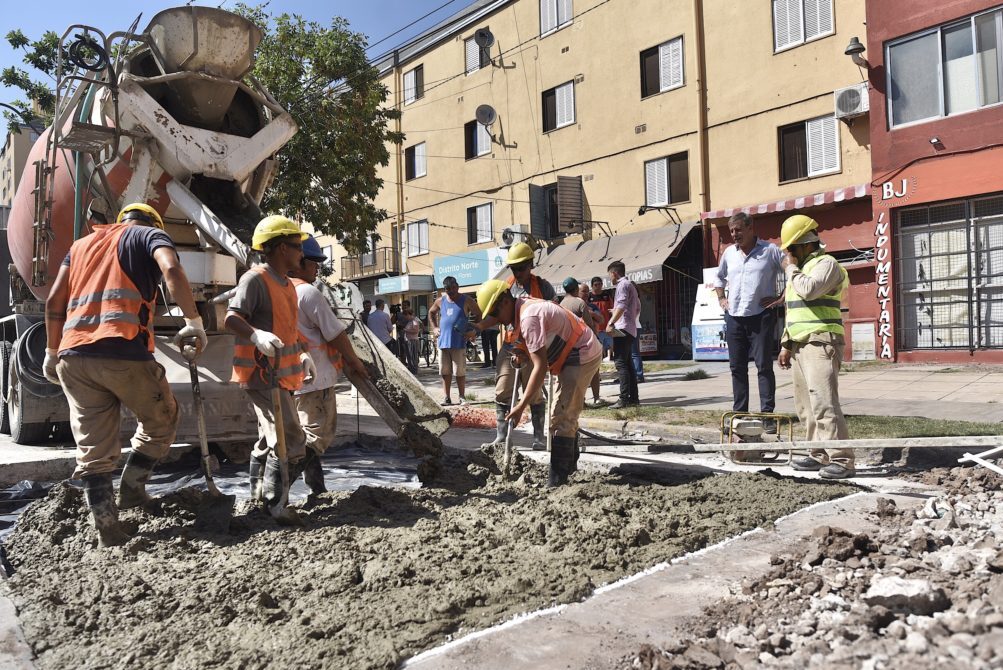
left=226, top=215, right=317, bottom=525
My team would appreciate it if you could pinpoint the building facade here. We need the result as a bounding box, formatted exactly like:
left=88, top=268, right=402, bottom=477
left=0, top=124, right=41, bottom=207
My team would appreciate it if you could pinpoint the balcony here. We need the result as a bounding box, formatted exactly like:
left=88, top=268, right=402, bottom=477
left=341, top=246, right=400, bottom=280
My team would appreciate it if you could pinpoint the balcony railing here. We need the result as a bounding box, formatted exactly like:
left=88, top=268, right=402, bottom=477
left=341, top=246, right=399, bottom=280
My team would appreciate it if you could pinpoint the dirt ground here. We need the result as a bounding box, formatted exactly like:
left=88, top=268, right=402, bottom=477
left=621, top=466, right=1003, bottom=669
left=4, top=446, right=853, bottom=670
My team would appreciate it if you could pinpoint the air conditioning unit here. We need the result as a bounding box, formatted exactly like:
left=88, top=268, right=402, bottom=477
left=500, top=224, right=531, bottom=249
left=834, top=82, right=869, bottom=121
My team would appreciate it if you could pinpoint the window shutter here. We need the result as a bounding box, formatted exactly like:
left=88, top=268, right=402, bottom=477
left=806, top=116, right=839, bottom=175
left=415, top=142, right=427, bottom=177
left=659, top=37, right=684, bottom=91
left=540, top=0, right=557, bottom=34
left=645, top=159, right=668, bottom=206
left=414, top=65, right=424, bottom=99
left=420, top=221, right=429, bottom=254
left=557, top=175, right=585, bottom=234
left=557, top=0, right=572, bottom=26
left=465, top=38, right=480, bottom=74
left=529, top=184, right=549, bottom=239
left=773, top=0, right=804, bottom=51
left=803, top=0, right=833, bottom=40
left=556, top=82, right=575, bottom=127
left=403, top=69, right=416, bottom=104
left=477, top=122, right=491, bottom=155
left=407, top=223, right=418, bottom=256
left=477, top=204, right=492, bottom=242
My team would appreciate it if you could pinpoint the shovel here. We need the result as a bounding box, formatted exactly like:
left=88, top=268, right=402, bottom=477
left=182, top=341, right=235, bottom=532
left=266, top=354, right=301, bottom=526
left=502, top=364, right=521, bottom=477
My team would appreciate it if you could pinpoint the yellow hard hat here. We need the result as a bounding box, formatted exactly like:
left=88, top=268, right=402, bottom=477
left=117, top=203, right=164, bottom=230
left=251, top=214, right=308, bottom=251
left=780, top=214, right=819, bottom=250
left=477, top=279, right=510, bottom=317
left=506, top=242, right=534, bottom=266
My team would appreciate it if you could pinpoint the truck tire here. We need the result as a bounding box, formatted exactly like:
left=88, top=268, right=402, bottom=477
left=7, top=371, right=51, bottom=445
left=1, top=341, right=11, bottom=434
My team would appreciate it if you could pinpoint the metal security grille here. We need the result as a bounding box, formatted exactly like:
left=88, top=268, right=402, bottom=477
left=897, top=195, right=1003, bottom=350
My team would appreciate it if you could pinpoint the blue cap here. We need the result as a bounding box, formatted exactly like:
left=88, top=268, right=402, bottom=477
left=562, top=277, right=579, bottom=293
left=302, top=234, right=327, bottom=262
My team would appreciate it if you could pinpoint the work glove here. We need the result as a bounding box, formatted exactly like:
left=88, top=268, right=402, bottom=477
left=43, top=349, right=60, bottom=385
left=300, top=352, right=316, bottom=384
left=173, top=316, right=208, bottom=354
left=250, top=329, right=284, bottom=357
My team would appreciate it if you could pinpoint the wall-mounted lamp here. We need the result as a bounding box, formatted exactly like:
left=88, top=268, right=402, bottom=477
left=845, top=36, right=868, bottom=68
left=929, top=137, right=941, bottom=145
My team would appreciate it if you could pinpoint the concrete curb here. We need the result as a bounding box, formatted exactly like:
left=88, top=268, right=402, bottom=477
left=578, top=417, right=719, bottom=443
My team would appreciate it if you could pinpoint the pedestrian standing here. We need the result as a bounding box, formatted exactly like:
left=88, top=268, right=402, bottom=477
left=225, top=215, right=317, bottom=525
left=605, top=261, right=641, bottom=408
left=713, top=212, right=784, bottom=432
left=580, top=282, right=606, bottom=405
left=776, top=215, right=853, bottom=479
left=428, top=276, right=479, bottom=405
left=288, top=235, right=369, bottom=495
left=480, top=319, right=498, bottom=368
left=589, top=277, right=614, bottom=360
left=477, top=280, right=602, bottom=486
left=359, top=299, right=372, bottom=327
left=367, top=299, right=394, bottom=349
left=402, top=308, right=422, bottom=373
left=43, top=203, right=208, bottom=547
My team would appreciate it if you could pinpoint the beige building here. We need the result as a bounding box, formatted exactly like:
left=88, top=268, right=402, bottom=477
left=336, top=0, right=870, bottom=354
left=0, top=124, right=41, bottom=207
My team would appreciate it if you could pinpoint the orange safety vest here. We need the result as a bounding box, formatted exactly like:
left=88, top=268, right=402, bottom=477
left=232, top=266, right=304, bottom=391
left=60, top=223, right=157, bottom=353
left=512, top=297, right=587, bottom=374
left=290, top=277, right=343, bottom=372
left=503, top=274, right=545, bottom=344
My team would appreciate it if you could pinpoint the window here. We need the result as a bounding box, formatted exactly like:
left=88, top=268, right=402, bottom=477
left=464, top=34, right=491, bottom=74
left=887, top=9, right=1003, bottom=128
left=777, top=115, right=839, bottom=182
left=542, top=81, right=575, bottom=132
left=541, top=0, right=572, bottom=35
left=321, top=245, right=334, bottom=269
left=644, top=152, right=690, bottom=206
left=464, top=120, right=491, bottom=159
left=406, top=220, right=429, bottom=257
left=640, top=37, right=684, bottom=98
left=361, top=235, right=376, bottom=267
left=405, top=142, right=427, bottom=180
left=403, top=65, right=424, bottom=105
left=466, top=203, right=493, bottom=244
left=773, top=0, right=833, bottom=52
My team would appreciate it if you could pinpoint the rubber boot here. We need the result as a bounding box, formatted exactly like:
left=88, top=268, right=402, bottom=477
left=248, top=455, right=266, bottom=503
left=262, top=455, right=303, bottom=527
left=530, top=403, right=547, bottom=451
left=302, top=450, right=327, bottom=495
left=83, top=474, right=133, bottom=547
left=571, top=433, right=580, bottom=474
left=118, top=451, right=158, bottom=510
left=548, top=436, right=576, bottom=488
left=481, top=405, right=508, bottom=449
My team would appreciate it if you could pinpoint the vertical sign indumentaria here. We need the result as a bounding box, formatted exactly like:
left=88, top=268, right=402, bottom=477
left=874, top=211, right=892, bottom=360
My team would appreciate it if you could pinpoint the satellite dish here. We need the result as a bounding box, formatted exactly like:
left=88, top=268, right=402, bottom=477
left=475, top=104, right=497, bottom=126
left=474, top=28, right=495, bottom=49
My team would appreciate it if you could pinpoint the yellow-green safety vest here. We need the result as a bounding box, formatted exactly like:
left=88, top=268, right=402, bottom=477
left=784, top=252, right=849, bottom=343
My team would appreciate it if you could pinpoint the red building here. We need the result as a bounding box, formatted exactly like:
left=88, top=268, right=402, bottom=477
left=868, top=0, right=1003, bottom=363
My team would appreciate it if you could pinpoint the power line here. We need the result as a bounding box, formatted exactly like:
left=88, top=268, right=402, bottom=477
left=365, top=0, right=466, bottom=54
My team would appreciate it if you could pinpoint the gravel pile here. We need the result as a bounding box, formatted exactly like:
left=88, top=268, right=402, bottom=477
left=623, top=466, right=1003, bottom=669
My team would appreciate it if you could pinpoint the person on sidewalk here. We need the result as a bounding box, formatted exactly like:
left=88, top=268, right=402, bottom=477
left=401, top=307, right=422, bottom=373
left=428, top=276, right=478, bottom=405
left=589, top=277, right=614, bottom=361
left=480, top=318, right=499, bottom=368
left=43, top=202, right=208, bottom=547
left=477, top=280, right=602, bottom=486
left=359, top=300, right=372, bottom=327
left=714, top=212, right=784, bottom=433
left=288, top=235, right=369, bottom=496
left=226, top=215, right=317, bottom=524
left=776, top=214, right=852, bottom=480
left=367, top=299, right=394, bottom=349
left=580, top=282, right=606, bottom=405
left=561, top=278, right=601, bottom=407
left=605, top=261, right=641, bottom=409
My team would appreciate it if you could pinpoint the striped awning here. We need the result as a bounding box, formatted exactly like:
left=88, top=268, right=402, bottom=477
left=701, top=183, right=870, bottom=221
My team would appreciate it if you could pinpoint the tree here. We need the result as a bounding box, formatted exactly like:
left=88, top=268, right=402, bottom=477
left=1, top=29, right=58, bottom=131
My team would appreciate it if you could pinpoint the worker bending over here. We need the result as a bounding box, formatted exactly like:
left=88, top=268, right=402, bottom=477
left=288, top=235, right=368, bottom=495
left=477, top=279, right=602, bottom=486
left=226, top=216, right=316, bottom=524
left=777, top=214, right=853, bottom=480
left=43, top=203, right=207, bottom=547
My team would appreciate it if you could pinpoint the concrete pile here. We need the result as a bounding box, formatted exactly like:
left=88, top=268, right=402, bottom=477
left=624, top=466, right=1003, bottom=669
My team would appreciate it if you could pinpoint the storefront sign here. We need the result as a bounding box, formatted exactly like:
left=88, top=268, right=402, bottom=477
left=874, top=212, right=893, bottom=360
left=432, top=248, right=506, bottom=287
left=638, top=332, right=658, bottom=354
left=851, top=322, right=876, bottom=361
left=377, top=274, right=435, bottom=295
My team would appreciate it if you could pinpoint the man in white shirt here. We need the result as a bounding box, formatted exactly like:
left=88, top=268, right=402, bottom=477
left=367, top=299, right=394, bottom=346
left=289, top=236, right=368, bottom=494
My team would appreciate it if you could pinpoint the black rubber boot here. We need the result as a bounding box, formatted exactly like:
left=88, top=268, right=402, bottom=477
left=262, top=456, right=303, bottom=526
left=571, top=434, right=580, bottom=473
left=118, top=451, right=158, bottom=510
left=83, top=474, right=133, bottom=547
left=530, top=403, right=547, bottom=451
left=302, top=450, right=327, bottom=495
left=248, top=455, right=266, bottom=503
left=481, top=405, right=509, bottom=449
left=548, top=436, right=576, bottom=487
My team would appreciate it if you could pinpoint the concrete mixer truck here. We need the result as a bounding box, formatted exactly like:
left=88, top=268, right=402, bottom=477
left=1, top=6, right=295, bottom=445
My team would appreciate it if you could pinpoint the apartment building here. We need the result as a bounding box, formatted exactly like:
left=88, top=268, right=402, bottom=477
left=337, top=0, right=869, bottom=356
left=0, top=124, right=40, bottom=207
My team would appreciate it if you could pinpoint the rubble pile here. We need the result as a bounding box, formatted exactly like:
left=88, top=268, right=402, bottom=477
left=623, top=466, right=1003, bottom=669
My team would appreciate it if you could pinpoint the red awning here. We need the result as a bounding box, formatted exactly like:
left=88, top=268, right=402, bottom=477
left=701, top=183, right=870, bottom=221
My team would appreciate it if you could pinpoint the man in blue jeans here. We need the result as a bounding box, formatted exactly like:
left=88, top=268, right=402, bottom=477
left=713, top=212, right=783, bottom=432
left=606, top=261, right=641, bottom=409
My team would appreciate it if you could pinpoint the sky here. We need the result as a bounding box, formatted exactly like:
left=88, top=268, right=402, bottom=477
left=0, top=0, right=473, bottom=105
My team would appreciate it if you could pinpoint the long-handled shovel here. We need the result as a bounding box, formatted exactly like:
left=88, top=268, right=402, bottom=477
left=502, top=364, right=521, bottom=478
left=182, top=341, right=235, bottom=532
left=267, top=355, right=301, bottom=525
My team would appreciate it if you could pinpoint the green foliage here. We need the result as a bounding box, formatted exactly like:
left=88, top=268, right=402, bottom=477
left=234, top=3, right=403, bottom=253
left=1, top=29, right=58, bottom=132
